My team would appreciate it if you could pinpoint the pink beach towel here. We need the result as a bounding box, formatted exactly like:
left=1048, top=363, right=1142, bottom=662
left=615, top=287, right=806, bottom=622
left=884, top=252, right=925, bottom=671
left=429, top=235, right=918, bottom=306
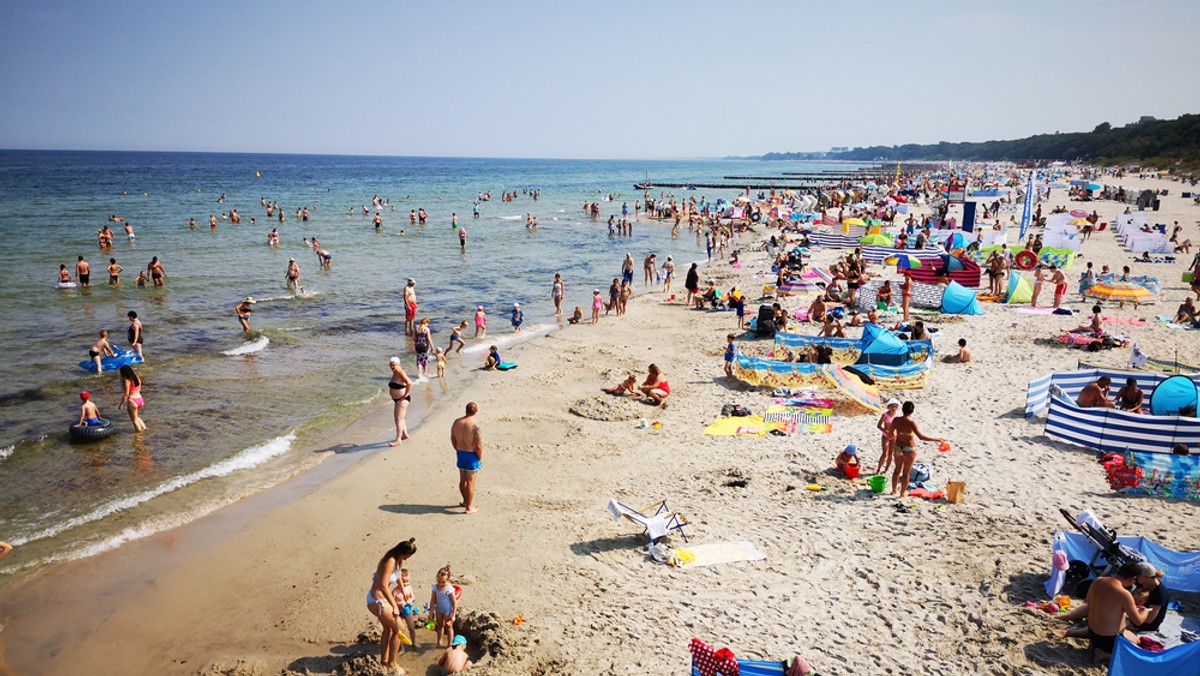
left=1101, top=316, right=1148, bottom=326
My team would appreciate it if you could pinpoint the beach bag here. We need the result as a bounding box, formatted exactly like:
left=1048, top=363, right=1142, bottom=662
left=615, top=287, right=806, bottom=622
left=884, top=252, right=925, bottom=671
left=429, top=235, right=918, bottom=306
left=945, top=481, right=967, bottom=503
left=909, top=462, right=932, bottom=483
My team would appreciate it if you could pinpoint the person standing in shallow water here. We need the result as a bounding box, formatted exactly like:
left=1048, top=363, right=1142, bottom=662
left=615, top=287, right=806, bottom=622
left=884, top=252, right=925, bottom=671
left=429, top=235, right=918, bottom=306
left=551, top=273, right=565, bottom=316
left=387, top=357, right=412, bottom=447
left=451, top=402, right=483, bottom=514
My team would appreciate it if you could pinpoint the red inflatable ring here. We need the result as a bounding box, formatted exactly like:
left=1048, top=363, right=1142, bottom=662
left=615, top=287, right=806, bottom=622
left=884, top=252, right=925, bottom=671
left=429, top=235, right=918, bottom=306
left=1014, top=250, right=1038, bottom=270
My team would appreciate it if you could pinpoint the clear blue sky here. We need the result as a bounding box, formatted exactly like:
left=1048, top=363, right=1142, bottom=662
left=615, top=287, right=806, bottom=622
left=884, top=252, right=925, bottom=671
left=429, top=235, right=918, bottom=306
left=2, top=0, right=1198, bottom=158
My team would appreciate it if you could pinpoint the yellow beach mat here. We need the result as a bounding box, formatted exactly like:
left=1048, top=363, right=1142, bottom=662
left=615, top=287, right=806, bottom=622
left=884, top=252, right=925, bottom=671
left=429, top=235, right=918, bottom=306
left=702, top=416, right=767, bottom=436
left=674, top=540, right=766, bottom=568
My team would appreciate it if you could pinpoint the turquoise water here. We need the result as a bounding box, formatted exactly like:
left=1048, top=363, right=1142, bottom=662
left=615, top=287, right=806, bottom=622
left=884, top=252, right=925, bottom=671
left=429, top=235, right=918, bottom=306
left=0, top=151, right=857, bottom=579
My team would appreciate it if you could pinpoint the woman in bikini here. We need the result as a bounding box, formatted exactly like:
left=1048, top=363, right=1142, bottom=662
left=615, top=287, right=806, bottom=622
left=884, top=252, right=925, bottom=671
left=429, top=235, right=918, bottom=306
left=118, top=365, right=147, bottom=432
left=367, top=538, right=418, bottom=671
left=387, top=357, right=413, bottom=447
left=888, top=401, right=946, bottom=498
left=899, top=271, right=913, bottom=322
left=551, top=273, right=565, bottom=316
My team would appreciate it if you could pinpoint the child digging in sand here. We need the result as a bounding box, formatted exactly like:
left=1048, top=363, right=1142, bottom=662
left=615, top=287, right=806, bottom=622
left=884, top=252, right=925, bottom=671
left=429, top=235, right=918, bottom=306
left=430, top=565, right=459, bottom=648
left=834, top=444, right=860, bottom=477
left=438, top=635, right=472, bottom=673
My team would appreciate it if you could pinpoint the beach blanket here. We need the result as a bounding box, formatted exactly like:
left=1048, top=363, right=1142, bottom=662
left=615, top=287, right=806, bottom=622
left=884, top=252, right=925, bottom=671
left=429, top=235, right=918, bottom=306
left=703, top=416, right=768, bottom=437
left=1103, top=316, right=1148, bottom=326
left=675, top=540, right=766, bottom=568
left=1157, top=316, right=1200, bottom=330
left=763, top=404, right=832, bottom=425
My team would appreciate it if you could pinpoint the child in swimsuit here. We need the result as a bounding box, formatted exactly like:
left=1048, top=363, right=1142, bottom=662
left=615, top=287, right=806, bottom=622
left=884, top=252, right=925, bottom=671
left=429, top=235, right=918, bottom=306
left=435, top=348, right=447, bottom=378
left=391, top=568, right=419, bottom=652
left=474, top=306, right=487, bottom=338
left=429, top=566, right=458, bottom=648
left=875, top=399, right=899, bottom=474
left=448, top=321, right=467, bottom=353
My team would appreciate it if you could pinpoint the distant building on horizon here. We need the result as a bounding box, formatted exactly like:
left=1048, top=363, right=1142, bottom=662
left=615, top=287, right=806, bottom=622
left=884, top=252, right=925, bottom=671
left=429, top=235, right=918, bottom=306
left=829, top=146, right=849, bottom=153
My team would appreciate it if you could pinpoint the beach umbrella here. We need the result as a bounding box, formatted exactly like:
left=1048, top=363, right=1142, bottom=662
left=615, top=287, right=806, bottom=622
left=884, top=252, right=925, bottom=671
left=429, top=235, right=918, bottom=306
left=803, top=268, right=833, bottom=283
left=1069, top=218, right=1090, bottom=226
left=821, top=364, right=883, bottom=412
left=1085, top=183, right=1102, bottom=191
left=859, top=234, right=893, bottom=246
left=1069, top=210, right=1089, bottom=218
left=884, top=254, right=923, bottom=269
left=1085, top=281, right=1154, bottom=304
left=843, top=218, right=866, bottom=228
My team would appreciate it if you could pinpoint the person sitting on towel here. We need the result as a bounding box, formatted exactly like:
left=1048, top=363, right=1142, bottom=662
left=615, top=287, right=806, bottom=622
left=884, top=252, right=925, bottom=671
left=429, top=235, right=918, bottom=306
left=1077, top=376, right=1115, bottom=408
left=1070, top=305, right=1104, bottom=334
left=1174, top=298, right=1198, bottom=326
left=808, top=295, right=827, bottom=323
left=1115, top=377, right=1144, bottom=413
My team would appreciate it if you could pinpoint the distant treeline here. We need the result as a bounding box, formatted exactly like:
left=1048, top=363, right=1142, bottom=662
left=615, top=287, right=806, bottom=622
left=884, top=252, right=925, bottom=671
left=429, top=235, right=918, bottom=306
left=760, top=114, right=1200, bottom=172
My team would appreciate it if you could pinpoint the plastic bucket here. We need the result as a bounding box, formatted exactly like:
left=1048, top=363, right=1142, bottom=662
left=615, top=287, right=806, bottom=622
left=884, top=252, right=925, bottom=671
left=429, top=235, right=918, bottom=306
left=868, top=475, right=887, bottom=493
left=843, top=464, right=861, bottom=479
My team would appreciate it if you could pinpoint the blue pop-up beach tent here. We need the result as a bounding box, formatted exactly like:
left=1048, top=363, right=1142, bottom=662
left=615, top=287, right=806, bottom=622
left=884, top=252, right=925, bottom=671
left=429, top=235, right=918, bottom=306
left=857, top=324, right=910, bottom=366
left=1149, top=375, right=1199, bottom=416
left=940, top=281, right=984, bottom=315
left=1109, top=636, right=1200, bottom=676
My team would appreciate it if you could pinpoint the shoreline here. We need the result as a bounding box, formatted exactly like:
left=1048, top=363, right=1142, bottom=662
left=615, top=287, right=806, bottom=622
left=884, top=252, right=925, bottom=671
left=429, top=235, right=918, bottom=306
left=4, top=170, right=1199, bottom=675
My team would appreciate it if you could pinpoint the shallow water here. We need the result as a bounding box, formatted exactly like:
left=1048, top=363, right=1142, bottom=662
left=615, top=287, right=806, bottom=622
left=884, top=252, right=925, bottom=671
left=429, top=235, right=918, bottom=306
left=0, top=151, right=858, bottom=581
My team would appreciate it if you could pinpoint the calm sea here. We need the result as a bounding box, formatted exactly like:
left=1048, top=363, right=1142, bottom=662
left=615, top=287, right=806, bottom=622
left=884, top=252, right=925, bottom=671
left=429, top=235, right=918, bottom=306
left=0, top=151, right=856, bottom=582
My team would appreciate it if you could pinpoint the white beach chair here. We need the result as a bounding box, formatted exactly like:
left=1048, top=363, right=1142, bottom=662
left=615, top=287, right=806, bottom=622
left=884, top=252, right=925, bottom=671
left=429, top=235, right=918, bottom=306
left=607, top=498, right=690, bottom=542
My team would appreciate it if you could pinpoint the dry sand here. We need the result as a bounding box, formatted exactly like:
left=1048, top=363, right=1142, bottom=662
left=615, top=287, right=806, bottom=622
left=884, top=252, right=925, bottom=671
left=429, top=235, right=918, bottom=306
left=3, top=171, right=1199, bottom=675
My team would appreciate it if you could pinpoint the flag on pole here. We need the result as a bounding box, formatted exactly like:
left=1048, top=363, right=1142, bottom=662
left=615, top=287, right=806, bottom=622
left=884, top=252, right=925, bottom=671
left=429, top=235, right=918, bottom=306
left=1019, top=171, right=1035, bottom=241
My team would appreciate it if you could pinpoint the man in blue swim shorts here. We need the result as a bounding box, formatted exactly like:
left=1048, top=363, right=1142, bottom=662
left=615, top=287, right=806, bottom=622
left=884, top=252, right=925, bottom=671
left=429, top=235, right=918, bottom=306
left=450, top=402, right=483, bottom=514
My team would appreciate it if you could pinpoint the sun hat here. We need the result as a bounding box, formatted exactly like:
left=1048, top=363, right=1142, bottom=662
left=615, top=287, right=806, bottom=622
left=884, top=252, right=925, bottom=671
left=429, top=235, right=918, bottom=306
left=244, top=296, right=255, bottom=303
left=593, top=288, right=600, bottom=293
left=407, top=278, right=415, bottom=285
left=389, top=357, right=401, bottom=364
left=886, top=398, right=901, bottom=408
left=513, top=302, right=520, bottom=308
left=452, top=635, right=467, bottom=647
left=80, top=391, right=90, bottom=400
left=844, top=444, right=857, bottom=455
left=477, top=305, right=484, bottom=310
left=288, top=257, right=295, bottom=262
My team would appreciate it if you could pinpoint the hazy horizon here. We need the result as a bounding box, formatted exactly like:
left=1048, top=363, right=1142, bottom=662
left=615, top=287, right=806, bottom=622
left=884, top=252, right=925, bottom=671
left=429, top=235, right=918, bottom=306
left=2, top=1, right=1197, bottom=159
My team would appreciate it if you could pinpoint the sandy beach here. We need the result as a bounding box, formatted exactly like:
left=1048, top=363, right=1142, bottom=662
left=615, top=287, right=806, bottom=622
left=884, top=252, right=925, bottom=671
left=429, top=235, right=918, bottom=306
left=3, top=170, right=1199, bottom=676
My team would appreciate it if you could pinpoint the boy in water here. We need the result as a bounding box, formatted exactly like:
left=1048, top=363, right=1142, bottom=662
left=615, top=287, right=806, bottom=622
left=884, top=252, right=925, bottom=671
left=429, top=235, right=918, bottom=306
left=510, top=303, right=523, bottom=332
left=88, top=330, right=115, bottom=372
left=75, top=391, right=102, bottom=427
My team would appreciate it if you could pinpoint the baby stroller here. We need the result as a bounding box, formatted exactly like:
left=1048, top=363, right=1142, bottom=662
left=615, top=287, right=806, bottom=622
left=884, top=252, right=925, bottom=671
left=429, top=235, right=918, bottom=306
left=1059, top=508, right=1146, bottom=595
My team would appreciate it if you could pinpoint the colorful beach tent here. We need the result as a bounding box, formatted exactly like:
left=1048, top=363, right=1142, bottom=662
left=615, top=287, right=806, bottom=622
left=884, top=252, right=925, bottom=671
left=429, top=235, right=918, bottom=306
left=940, top=281, right=984, bottom=315
left=1004, top=272, right=1033, bottom=304
left=1148, top=375, right=1199, bottom=416
left=856, top=323, right=910, bottom=366
left=1110, top=637, right=1200, bottom=676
